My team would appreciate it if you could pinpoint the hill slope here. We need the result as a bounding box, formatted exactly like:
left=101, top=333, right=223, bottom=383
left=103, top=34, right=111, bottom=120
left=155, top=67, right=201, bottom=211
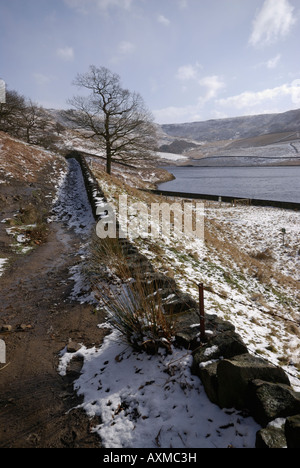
left=161, top=108, right=300, bottom=142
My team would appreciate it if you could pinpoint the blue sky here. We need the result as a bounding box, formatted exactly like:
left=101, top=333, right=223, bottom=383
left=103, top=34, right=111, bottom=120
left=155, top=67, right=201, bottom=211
left=1, top=0, right=300, bottom=124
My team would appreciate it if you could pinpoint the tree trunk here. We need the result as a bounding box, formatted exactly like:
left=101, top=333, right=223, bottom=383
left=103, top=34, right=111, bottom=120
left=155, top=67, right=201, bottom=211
left=105, top=114, right=112, bottom=175
left=26, top=127, right=31, bottom=144
left=106, top=144, right=112, bottom=175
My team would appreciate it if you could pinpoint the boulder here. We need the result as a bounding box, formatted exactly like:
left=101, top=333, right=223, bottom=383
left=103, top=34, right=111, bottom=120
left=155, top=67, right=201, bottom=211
left=285, top=414, right=300, bottom=449
left=205, top=314, right=235, bottom=334
left=67, top=341, right=81, bottom=353
left=191, top=331, right=248, bottom=406
left=249, top=380, right=300, bottom=427
left=142, top=272, right=177, bottom=291
left=1, top=325, right=13, bottom=333
left=192, top=330, right=248, bottom=368
left=174, top=309, right=200, bottom=349
left=256, top=419, right=287, bottom=449
left=174, top=311, right=236, bottom=350
left=163, top=293, right=197, bottom=315
left=217, top=354, right=290, bottom=410
left=197, top=361, right=219, bottom=405
left=65, top=355, right=84, bottom=380
left=126, top=253, right=155, bottom=276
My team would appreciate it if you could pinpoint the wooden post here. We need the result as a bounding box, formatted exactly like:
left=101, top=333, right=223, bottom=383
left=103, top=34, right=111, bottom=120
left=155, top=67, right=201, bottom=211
left=198, top=283, right=206, bottom=343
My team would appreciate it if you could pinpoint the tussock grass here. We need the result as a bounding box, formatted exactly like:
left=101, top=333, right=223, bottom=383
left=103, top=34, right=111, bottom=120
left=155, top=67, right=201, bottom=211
left=88, top=234, right=177, bottom=354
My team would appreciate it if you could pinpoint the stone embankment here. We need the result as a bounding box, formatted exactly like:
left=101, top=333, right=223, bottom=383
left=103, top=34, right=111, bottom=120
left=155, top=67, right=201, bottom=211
left=75, top=152, right=300, bottom=449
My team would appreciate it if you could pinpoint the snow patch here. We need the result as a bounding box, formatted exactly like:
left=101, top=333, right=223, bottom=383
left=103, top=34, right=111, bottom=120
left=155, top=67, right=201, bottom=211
left=157, top=152, right=188, bottom=161
left=0, top=258, right=7, bottom=277
left=59, top=329, right=260, bottom=448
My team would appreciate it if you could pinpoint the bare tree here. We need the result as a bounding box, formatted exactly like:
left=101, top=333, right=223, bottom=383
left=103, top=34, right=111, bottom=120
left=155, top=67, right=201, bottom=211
left=0, top=90, right=26, bottom=136
left=21, top=99, right=40, bottom=144
left=68, top=66, right=158, bottom=175
left=0, top=90, right=53, bottom=146
left=20, top=100, right=53, bottom=145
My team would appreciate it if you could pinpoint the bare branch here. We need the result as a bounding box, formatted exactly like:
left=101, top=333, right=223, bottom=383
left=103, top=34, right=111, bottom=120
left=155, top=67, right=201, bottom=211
left=68, top=66, right=158, bottom=174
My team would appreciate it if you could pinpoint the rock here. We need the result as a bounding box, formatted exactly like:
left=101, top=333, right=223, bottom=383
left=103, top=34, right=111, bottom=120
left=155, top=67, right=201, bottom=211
left=249, top=380, right=300, bottom=427
left=191, top=331, right=248, bottom=406
left=67, top=341, right=81, bottom=353
left=17, top=324, right=32, bottom=331
left=256, top=419, right=287, bottom=449
left=205, top=314, right=235, bottom=334
left=197, top=361, right=219, bottom=405
left=143, top=272, right=177, bottom=295
left=217, top=354, right=290, bottom=410
left=1, top=325, right=13, bottom=333
left=174, top=311, right=237, bottom=350
left=126, top=253, right=155, bottom=276
left=285, top=414, right=300, bottom=448
left=66, top=355, right=84, bottom=379
left=192, top=330, right=248, bottom=368
left=163, top=293, right=197, bottom=315
left=174, top=309, right=200, bottom=349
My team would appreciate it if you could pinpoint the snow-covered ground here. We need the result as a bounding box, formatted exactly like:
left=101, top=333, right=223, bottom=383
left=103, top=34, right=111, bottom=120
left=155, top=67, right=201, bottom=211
left=5, top=224, right=35, bottom=255
left=0, top=258, right=7, bottom=277
left=50, top=158, right=95, bottom=236
left=58, top=167, right=299, bottom=449
left=61, top=130, right=189, bottom=163
left=93, top=173, right=300, bottom=386
left=206, top=203, right=300, bottom=282
left=59, top=328, right=260, bottom=449
left=156, top=152, right=188, bottom=162
left=213, top=141, right=300, bottom=160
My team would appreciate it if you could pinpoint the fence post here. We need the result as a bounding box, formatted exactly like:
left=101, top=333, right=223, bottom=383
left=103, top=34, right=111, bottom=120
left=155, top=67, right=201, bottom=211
left=198, top=283, right=206, bottom=343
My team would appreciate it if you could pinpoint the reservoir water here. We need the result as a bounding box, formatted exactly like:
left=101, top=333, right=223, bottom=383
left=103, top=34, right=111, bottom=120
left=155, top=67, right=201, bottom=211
left=158, top=166, right=300, bottom=204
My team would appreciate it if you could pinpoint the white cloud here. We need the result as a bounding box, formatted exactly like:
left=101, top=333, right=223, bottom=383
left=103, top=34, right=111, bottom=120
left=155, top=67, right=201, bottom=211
left=97, top=0, right=133, bottom=9
left=253, top=54, right=282, bottom=70
left=249, top=0, right=296, bottom=47
left=198, top=75, right=226, bottom=102
left=290, top=79, right=300, bottom=104
left=217, top=79, right=300, bottom=110
left=64, top=0, right=133, bottom=14
left=156, top=79, right=300, bottom=124
left=118, top=41, right=136, bottom=55
left=110, top=40, right=136, bottom=64
left=176, top=63, right=202, bottom=81
left=267, top=54, right=281, bottom=69
left=154, top=104, right=203, bottom=124
left=56, top=46, right=74, bottom=61
left=176, top=67, right=225, bottom=101
left=154, top=75, right=225, bottom=124
left=158, top=14, right=171, bottom=26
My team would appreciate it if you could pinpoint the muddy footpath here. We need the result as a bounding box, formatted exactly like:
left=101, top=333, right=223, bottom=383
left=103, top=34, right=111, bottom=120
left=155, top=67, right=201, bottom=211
left=0, top=159, right=107, bottom=448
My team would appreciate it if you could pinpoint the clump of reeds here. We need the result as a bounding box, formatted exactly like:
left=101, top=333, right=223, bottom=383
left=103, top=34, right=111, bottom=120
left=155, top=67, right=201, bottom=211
left=88, top=235, right=177, bottom=355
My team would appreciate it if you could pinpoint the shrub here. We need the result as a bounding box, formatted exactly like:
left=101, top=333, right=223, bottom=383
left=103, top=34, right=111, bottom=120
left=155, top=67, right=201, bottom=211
left=89, top=235, right=177, bottom=354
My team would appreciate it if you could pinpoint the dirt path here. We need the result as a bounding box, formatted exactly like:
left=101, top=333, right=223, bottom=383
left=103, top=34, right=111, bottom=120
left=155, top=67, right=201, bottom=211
left=0, top=159, right=106, bottom=448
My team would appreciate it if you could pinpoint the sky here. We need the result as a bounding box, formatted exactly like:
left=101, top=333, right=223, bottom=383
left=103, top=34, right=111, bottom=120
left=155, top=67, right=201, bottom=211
left=1, top=0, right=300, bottom=124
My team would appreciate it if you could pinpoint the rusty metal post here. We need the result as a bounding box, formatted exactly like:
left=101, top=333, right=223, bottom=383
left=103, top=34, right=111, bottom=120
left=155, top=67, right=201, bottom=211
left=198, top=283, right=206, bottom=343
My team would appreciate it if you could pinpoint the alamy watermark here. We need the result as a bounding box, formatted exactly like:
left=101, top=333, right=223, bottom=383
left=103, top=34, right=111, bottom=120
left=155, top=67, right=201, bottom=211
left=0, top=339, right=6, bottom=364
left=96, top=195, right=204, bottom=240
left=0, top=79, right=6, bottom=104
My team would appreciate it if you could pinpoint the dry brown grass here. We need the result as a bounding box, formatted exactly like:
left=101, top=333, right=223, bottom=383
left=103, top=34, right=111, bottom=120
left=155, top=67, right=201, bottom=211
left=0, top=131, right=59, bottom=183
left=88, top=234, right=178, bottom=354
left=89, top=157, right=173, bottom=190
